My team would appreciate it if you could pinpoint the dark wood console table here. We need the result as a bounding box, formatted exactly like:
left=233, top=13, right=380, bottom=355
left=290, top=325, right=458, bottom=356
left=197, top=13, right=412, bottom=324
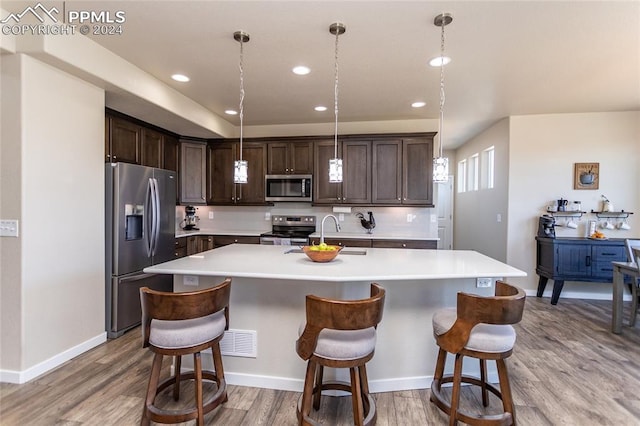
left=535, top=237, right=627, bottom=304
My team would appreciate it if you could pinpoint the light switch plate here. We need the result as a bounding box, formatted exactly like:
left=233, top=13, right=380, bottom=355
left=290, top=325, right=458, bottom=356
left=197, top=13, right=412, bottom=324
left=0, top=220, right=19, bottom=237
left=209, top=211, right=214, bottom=219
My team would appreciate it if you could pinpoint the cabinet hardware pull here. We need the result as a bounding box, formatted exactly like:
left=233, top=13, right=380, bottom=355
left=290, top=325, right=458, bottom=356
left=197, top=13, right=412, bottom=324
left=586, top=256, right=591, bottom=266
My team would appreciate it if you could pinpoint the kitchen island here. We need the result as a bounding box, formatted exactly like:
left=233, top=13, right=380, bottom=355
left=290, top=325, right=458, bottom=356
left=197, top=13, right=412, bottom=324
left=144, top=244, right=526, bottom=392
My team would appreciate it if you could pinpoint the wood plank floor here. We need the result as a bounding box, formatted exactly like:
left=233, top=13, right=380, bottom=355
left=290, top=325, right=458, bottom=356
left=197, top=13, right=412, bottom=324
left=2, top=296, right=640, bottom=425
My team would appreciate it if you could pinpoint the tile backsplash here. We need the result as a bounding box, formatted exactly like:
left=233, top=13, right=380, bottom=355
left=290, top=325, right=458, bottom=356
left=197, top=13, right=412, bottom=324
left=175, top=203, right=437, bottom=237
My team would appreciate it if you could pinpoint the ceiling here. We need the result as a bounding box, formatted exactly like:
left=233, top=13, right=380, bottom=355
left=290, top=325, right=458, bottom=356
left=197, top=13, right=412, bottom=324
left=4, top=1, right=640, bottom=148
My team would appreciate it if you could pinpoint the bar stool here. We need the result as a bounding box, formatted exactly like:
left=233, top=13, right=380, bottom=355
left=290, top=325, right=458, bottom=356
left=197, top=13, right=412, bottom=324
left=139, top=278, right=231, bottom=426
left=296, top=283, right=386, bottom=426
left=430, top=281, right=525, bottom=426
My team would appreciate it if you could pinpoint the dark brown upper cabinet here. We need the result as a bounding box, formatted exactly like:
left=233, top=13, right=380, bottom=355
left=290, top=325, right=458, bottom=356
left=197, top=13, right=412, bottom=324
left=107, top=115, right=141, bottom=164
left=267, top=140, right=313, bottom=175
left=180, top=141, right=207, bottom=205
left=207, top=141, right=267, bottom=205
left=141, top=128, right=163, bottom=168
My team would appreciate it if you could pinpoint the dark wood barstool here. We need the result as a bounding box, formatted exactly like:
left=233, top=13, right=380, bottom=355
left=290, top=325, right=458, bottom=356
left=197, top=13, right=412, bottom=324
left=139, top=278, right=231, bottom=426
left=430, top=281, right=526, bottom=426
left=296, top=283, right=386, bottom=426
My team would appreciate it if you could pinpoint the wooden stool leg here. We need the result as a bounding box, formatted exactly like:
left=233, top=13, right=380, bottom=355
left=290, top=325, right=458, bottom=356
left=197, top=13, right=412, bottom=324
left=359, top=364, right=370, bottom=414
left=141, top=352, right=163, bottom=426
left=212, top=342, right=228, bottom=403
left=449, top=353, right=464, bottom=426
left=299, top=360, right=317, bottom=425
left=173, top=355, right=182, bottom=401
left=480, top=358, right=489, bottom=407
left=313, top=365, right=324, bottom=410
left=350, top=367, right=364, bottom=426
left=496, top=359, right=515, bottom=424
left=194, top=352, right=204, bottom=426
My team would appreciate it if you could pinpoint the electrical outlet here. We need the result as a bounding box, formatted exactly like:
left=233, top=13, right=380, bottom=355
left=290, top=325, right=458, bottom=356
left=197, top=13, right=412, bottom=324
left=497, top=214, right=502, bottom=223
left=208, top=211, right=214, bottom=219
left=339, top=213, right=344, bottom=221
left=265, top=212, right=271, bottom=221
left=183, top=275, right=199, bottom=287
left=476, top=277, right=493, bottom=288
left=407, top=214, right=413, bottom=223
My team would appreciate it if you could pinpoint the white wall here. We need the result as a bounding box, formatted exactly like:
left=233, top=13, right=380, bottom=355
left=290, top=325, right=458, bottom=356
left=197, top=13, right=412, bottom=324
left=506, top=112, right=640, bottom=297
left=0, top=54, right=106, bottom=381
left=454, top=118, right=510, bottom=261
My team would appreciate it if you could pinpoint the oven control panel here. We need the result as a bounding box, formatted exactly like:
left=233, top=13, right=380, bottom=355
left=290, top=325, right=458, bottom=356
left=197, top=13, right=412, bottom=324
left=271, top=215, right=316, bottom=226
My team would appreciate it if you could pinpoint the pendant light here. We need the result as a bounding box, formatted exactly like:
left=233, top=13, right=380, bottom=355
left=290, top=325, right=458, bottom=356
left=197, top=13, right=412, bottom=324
left=433, top=13, right=452, bottom=184
left=329, top=22, right=345, bottom=183
left=233, top=30, right=249, bottom=184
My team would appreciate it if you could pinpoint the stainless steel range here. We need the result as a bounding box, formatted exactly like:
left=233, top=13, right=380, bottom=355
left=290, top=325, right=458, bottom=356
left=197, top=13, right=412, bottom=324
left=260, top=215, right=316, bottom=245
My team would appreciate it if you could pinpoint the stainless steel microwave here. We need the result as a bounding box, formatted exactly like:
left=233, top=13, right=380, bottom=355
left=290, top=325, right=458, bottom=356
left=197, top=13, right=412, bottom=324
left=265, top=174, right=312, bottom=202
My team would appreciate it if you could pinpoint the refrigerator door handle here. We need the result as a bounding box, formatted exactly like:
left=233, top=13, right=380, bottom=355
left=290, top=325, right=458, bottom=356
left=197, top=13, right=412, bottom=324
left=144, top=178, right=153, bottom=257
left=151, top=177, right=161, bottom=256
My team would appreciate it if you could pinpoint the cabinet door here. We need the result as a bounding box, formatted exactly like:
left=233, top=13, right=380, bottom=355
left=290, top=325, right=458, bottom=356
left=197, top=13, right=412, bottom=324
left=403, top=138, right=433, bottom=206
left=109, top=116, right=141, bottom=164
left=141, top=128, right=163, bottom=168
left=198, top=235, right=214, bottom=252
left=342, top=140, right=371, bottom=204
left=267, top=142, right=288, bottom=174
left=372, top=139, right=402, bottom=204
left=163, top=135, right=179, bottom=172
left=314, top=140, right=342, bottom=204
left=237, top=143, right=267, bottom=204
left=105, top=116, right=111, bottom=162
left=289, top=141, right=313, bottom=174
left=186, top=235, right=199, bottom=255
left=207, top=142, right=236, bottom=204
left=557, top=244, right=590, bottom=277
left=180, top=142, right=207, bottom=204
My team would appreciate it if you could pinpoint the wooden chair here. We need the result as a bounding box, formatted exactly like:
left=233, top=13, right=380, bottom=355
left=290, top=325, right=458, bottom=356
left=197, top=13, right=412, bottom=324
left=625, top=239, right=640, bottom=326
left=430, top=281, right=526, bottom=426
left=296, top=283, right=386, bottom=426
left=139, top=278, right=231, bottom=426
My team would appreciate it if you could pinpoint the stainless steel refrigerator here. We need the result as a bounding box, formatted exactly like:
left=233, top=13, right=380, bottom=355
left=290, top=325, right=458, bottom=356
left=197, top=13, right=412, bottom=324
left=105, top=162, right=176, bottom=338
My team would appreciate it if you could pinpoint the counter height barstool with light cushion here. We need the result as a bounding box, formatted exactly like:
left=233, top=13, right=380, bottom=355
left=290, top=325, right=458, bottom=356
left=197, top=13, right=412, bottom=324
left=139, top=277, right=231, bottom=426
left=296, top=283, right=386, bottom=426
left=430, top=281, right=526, bottom=426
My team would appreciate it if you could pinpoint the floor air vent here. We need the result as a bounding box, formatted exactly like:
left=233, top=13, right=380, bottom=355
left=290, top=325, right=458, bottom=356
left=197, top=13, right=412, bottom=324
left=220, top=329, right=257, bottom=358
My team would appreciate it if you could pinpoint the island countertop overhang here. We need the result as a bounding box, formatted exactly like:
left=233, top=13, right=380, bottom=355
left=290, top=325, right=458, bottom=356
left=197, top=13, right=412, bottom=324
left=144, top=244, right=526, bottom=281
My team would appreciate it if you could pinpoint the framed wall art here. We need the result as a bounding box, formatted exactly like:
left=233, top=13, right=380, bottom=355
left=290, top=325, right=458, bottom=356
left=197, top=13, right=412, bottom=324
left=574, top=162, right=599, bottom=190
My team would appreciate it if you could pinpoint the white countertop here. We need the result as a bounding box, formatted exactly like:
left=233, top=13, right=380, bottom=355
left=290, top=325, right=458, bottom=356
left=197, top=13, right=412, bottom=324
left=145, top=244, right=526, bottom=281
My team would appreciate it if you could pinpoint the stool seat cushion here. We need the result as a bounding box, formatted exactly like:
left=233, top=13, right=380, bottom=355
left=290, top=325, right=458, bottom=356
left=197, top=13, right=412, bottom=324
left=432, top=308, right=516, bottom=353
left=299, top=323, right=377, bottom=361
left=149, top=310, right=226, bottom=349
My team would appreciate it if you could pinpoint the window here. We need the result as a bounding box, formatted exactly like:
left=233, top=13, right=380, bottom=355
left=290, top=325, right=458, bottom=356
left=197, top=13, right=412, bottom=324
left=457, top=159, right=467, bottom=193
left=482, top=146, right=495, bottom=189
left=469, top=153, right=479, bottom=191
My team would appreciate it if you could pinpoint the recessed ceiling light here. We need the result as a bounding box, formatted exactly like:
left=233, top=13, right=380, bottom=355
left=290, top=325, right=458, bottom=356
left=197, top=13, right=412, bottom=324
left=225, top=110, right=238, bottom=115
left=314, top=106, right=327, bottom=112
left=171, top=73, right=190, bottom=82
left=293, top=66, right=311, bottom=75
left=411, top=101, right=426, bottom=108
left=429, top=56, right=451, bottom=67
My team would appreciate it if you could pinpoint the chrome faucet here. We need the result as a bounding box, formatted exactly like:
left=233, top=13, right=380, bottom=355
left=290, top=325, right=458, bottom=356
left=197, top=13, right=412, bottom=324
left=320, top=214, right=341, bottom=245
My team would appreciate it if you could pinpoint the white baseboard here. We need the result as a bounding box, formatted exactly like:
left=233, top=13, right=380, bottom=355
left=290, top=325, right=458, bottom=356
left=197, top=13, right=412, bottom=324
left=525, top=289, right=631, bottom=302
left=0, top=332, right=107, bottom=384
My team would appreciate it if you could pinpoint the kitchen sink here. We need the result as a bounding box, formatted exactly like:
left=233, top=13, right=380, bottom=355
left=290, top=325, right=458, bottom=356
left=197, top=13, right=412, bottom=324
left=285, top=248, right=367, bottom=255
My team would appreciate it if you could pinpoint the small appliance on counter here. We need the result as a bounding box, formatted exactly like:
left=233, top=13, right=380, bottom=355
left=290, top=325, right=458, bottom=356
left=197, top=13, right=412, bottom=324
left=181, top=205, right=199, bottom=230
left=356, top=211, right=376, bottom=234
left=538, top=215, right=556, bottom=238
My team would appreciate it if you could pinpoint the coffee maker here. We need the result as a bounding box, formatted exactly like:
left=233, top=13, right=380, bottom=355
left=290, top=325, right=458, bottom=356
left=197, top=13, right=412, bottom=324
left=182, top=205, right=199, bottom=231
left=537, top=215, right=556, bottom=238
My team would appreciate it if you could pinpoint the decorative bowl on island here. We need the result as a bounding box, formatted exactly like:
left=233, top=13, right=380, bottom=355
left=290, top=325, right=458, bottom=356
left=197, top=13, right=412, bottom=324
left=301, top=244, right=343, bottom=263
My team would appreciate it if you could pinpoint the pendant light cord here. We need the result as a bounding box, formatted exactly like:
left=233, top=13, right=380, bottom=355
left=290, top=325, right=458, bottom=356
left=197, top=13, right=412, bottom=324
left=334, top=28, right=340, bottom=159
left=438, top=18, right=446, bottom=159
left=239, top=37, right=245, bottom=162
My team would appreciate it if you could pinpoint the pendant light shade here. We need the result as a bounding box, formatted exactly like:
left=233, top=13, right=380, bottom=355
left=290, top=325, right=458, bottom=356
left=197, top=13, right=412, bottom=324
left=329, top=22, right=345, bottom=183
left=233, top=30, right=250, bottom=184
left=433, top=13, right=452, bottom=184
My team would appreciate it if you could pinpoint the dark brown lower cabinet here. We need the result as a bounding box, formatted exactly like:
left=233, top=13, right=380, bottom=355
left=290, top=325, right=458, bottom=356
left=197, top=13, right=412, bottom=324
left=213, top=235, right=260, bottom=248
left=309, top=238, right=436, bottom=249
left=310, top=238, right=372, bottom=247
